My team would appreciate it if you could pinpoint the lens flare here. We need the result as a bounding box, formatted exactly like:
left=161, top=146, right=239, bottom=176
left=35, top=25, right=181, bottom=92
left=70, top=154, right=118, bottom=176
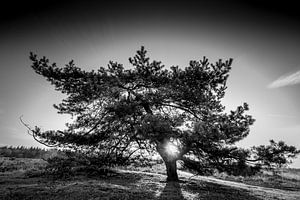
left=165, top=142, right=179, bottom=156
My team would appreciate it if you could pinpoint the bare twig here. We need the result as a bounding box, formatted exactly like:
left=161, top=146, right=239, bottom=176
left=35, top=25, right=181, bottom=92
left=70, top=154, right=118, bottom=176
left=19, top=115, right=58, bottom=148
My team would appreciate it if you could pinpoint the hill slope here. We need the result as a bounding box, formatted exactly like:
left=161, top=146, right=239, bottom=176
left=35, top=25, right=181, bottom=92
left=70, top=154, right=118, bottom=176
left=1, top=168, right=300, bottom=200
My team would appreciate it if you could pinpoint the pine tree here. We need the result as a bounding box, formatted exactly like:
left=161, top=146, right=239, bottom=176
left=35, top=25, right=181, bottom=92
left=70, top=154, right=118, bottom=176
left=25, top=47, right=299, bottom=181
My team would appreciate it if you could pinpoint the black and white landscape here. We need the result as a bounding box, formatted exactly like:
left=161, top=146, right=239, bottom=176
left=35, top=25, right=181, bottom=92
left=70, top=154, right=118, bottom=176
left=0, top=1, right=300, bottom=199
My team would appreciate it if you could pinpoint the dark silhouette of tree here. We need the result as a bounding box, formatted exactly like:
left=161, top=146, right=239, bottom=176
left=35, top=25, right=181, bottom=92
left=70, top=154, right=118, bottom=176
left=25, top=47, right=299, bottom=181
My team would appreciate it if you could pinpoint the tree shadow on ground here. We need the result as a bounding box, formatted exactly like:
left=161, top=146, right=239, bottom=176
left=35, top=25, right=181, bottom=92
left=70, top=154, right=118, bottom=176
left=156, top=179, right=263, bottom=200
left=158, top=181, right=186, bottom=200
left=0, top=171, right=275, bottom=200
left=183, top=180, right=263, bottom=200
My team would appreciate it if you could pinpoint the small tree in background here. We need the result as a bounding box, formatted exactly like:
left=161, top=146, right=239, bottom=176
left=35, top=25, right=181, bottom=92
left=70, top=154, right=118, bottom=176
left=251, top=140, right=299, bottom=175
left=25, top=47, right=299, bottom=181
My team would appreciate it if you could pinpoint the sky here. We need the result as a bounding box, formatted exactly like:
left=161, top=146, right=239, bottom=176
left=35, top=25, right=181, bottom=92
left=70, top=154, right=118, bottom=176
left=0, top=1, right=300, bottom=167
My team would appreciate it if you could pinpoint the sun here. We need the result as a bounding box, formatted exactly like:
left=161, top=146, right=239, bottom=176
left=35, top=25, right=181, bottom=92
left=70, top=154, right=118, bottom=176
left=165, top=142, right=179, bottom=156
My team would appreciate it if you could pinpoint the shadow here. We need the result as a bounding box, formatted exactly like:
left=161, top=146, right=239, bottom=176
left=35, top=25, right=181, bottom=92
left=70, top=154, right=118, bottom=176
left=184, top=180, right=263, bottom=200
left=93, top=170, right=145, bottom=187
left=1, top=170, right=158, bottom=200
left=158, top=181, right=186, bottom=200
left=1, top=170, right=278, bottom=200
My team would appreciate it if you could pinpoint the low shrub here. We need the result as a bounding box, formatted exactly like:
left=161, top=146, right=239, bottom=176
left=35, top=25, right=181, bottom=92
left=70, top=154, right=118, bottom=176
left=42, top=151, right=121, bottom=179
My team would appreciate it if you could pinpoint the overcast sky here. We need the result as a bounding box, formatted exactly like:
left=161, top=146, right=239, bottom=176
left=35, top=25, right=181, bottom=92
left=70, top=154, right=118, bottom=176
left=0, top=1, right=300, bottom=167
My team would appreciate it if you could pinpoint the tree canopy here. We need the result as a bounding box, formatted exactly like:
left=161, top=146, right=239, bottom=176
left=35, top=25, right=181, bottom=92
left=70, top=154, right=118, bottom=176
left=26, top=47, right=299, bottom=181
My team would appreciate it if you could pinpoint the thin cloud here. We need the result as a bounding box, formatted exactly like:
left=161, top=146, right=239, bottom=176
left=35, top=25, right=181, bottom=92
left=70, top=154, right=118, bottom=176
left=268, top=70, right=300, bottom=88
left=266, top=114, right=297, bottom=119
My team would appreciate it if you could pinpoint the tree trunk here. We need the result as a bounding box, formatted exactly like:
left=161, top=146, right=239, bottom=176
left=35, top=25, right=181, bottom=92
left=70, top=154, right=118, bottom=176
left=143, top=102, right=179, bottom=181
left=156, top=140, right=180, bottom=182
left=165, top=159, right=179, bottom=182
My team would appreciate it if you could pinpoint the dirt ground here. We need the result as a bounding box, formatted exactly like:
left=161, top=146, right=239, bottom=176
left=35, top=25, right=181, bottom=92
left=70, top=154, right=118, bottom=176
left=1, top=169, right=300, bottom=200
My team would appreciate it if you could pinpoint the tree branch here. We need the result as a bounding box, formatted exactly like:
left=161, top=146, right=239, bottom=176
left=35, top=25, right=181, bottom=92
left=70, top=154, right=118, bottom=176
left=19, top=116, right=58, bottom=148
left=160, top=103, right=200, bottom=119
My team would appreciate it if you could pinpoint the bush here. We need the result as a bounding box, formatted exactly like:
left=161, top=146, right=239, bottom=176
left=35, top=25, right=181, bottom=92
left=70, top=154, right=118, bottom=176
left=223, top=164, right=262, bottom=177
left=43, top=151, right=120, bottom=179
left=181, top=158, right=214, bottom=175
left=44, top=156, right=76, bottom=179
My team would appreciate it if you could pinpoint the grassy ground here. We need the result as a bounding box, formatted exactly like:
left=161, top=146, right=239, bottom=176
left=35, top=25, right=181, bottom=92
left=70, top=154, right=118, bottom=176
left=1, top=157, right=300, bottom=200
left=213, top=169, right=300, bottom=191
left=121, top=162, right=300, bottom=191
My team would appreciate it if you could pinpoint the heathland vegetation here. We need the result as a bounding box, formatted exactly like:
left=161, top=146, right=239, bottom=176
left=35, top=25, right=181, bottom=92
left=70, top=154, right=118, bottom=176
left=0, top=148, right=300, bottom=200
